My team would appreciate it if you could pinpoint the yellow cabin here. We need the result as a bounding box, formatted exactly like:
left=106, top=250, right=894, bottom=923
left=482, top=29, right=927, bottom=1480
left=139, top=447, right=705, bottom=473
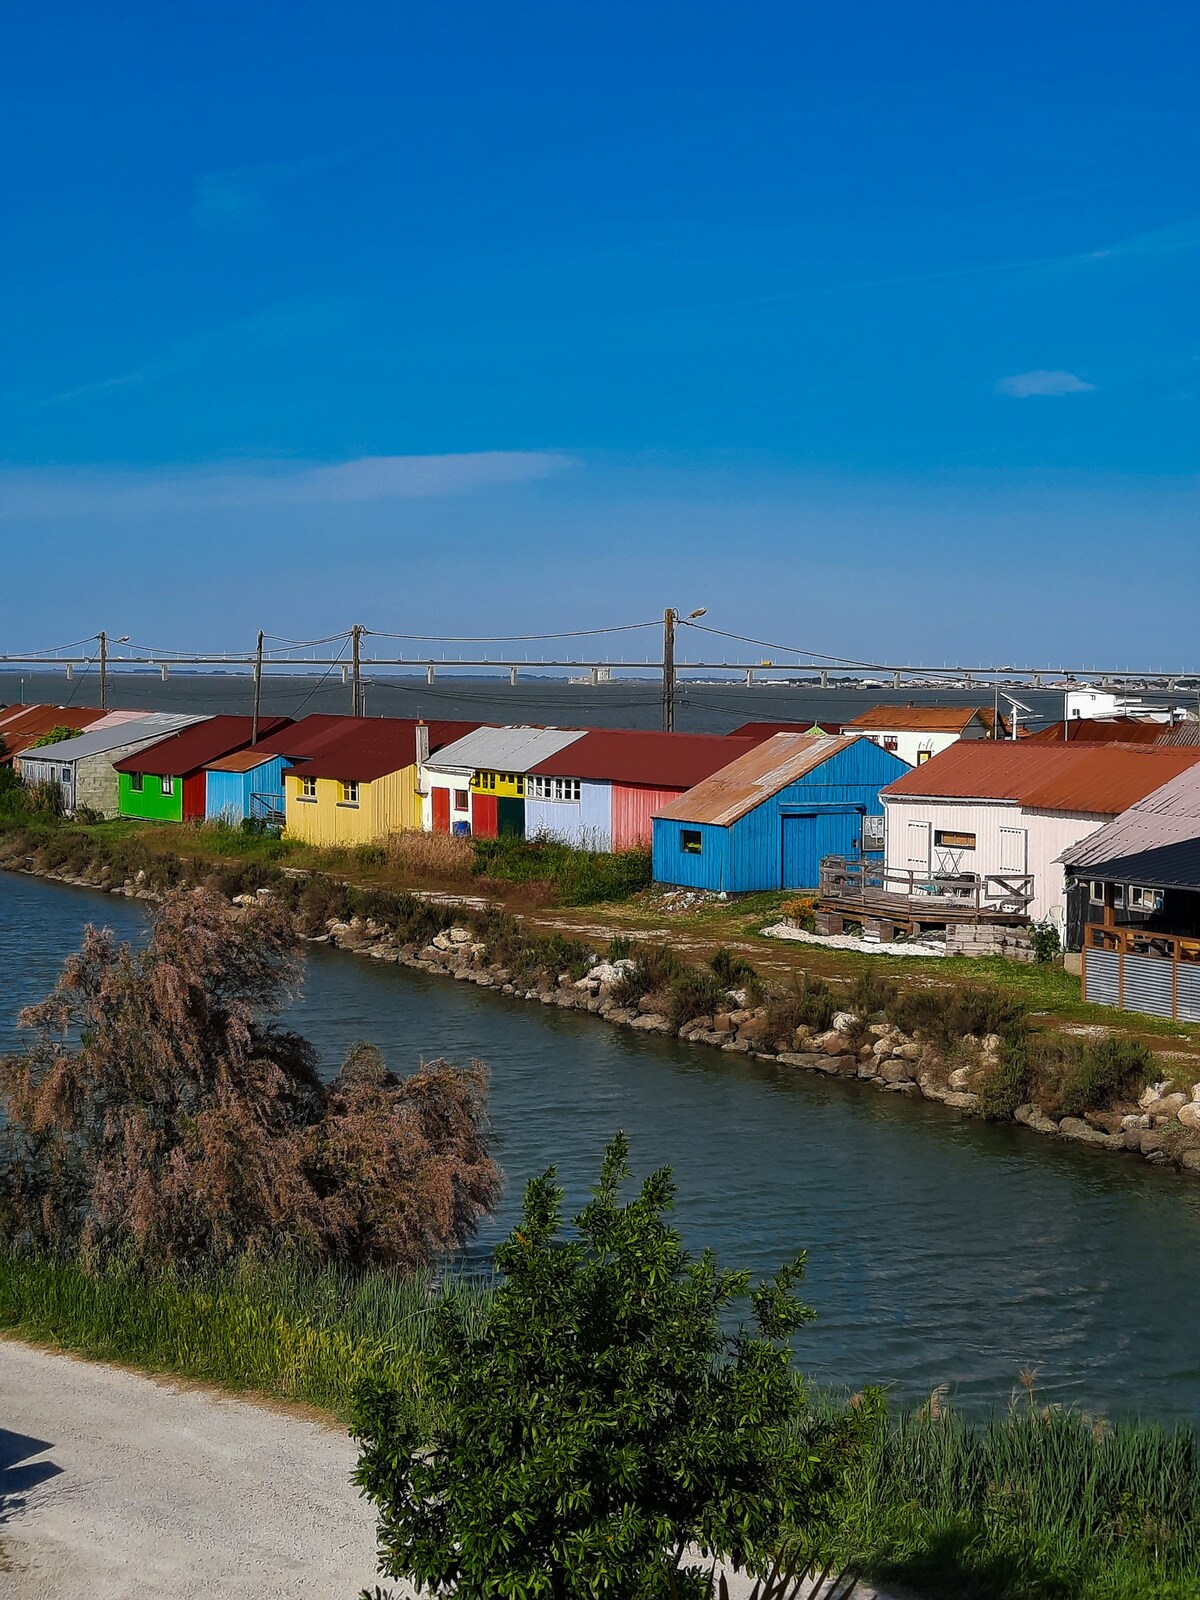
left=282, top=718, right=478, bottom=847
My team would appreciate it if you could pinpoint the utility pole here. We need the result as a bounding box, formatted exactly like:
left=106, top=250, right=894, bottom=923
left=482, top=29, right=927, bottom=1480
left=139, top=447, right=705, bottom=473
left=98, top=630, right=108, bottom=711
left=252, top=630, right=264, bottom=744
left=662, top=605, right=707, bottom=733
left=661, top=608, right=676, bottom=733
left=351, top=624, right=363, bottom=717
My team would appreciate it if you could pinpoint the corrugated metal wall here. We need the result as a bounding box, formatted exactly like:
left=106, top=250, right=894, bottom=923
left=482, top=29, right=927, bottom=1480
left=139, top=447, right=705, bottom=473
left=612, top=784, right=679, bottom=850
left=284, top=763, right=421, bottom=845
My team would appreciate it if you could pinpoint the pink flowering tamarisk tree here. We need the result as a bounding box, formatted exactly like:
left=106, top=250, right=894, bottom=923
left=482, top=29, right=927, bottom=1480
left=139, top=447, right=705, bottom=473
left=0, top=888, right=500, bottom=1269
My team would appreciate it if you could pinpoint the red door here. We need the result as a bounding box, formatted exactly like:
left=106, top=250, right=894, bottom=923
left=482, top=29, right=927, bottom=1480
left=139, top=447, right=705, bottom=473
left=183, top=771, right=206, bottom=820
left=472, top=793, right=498, bottom=839
left=431, top=787, right=451, bottom=833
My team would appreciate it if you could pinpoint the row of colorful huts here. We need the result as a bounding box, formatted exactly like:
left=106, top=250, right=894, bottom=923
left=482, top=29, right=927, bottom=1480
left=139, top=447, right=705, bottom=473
left=11, top=701, right=1200, bottom=929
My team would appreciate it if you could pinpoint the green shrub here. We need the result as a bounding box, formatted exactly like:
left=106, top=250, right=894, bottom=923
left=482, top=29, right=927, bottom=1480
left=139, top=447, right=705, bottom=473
left=666, top=967, right=733, bottom=1029
left=977, top=1042, right=1032, bottom=1121
left=353, top=842, right=387, bottom=868
left=1054, top=1036, right=1152, bottom=1119
left=612, top=942, right=687, bottom=1006
left=353, top=1136, right=832, bottom=1598
left=766, top=975, right=837, bottom=1038
left=710, top=945, right=762, bottom=998
left=605, top=933, right=633, bottom=961
left=890, top=982, right=1026, bottom=1049
left=845, top=969, right=898, bottom=1020
left=1030, top=921, right=1062, bottom=963
left=471, top=834, right=652, bottom=906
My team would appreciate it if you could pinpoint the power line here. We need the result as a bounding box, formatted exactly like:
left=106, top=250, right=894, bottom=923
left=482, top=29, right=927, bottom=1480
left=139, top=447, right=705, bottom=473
left=363, top=621, right=661, bottom=643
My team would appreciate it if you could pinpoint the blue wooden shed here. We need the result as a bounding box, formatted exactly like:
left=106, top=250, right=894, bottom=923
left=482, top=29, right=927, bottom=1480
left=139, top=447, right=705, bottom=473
left=204, top=748, right=288, bottom=825
left=652, top=734, right=909, bottom=892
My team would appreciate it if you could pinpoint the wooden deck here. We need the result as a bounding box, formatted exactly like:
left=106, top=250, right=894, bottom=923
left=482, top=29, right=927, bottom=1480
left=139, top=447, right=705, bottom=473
left=817, top=857, right=1034, bottom=940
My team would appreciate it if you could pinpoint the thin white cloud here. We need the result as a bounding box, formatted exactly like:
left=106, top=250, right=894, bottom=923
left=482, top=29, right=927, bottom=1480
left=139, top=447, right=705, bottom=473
left=0, top=453, right=574, bottom=520
left=996, top=370, right=1096, bottom=398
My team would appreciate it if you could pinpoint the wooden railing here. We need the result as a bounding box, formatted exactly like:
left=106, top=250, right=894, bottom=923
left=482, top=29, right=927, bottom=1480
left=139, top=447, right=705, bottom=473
left=819, top=856, right=1035, bottom=913
left=1084, top=923, right=1200, bottom=964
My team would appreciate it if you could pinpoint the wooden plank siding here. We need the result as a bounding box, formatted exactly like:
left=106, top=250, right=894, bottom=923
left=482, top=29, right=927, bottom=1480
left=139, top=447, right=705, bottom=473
left=283, top=763, right=422, bottom=847
left=881, top=794, right=1112, bottom=924
left=652, top=739, right=903, bottom=892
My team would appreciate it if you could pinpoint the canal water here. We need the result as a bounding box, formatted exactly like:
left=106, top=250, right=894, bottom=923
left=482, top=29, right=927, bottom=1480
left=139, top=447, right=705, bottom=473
left=4, top=872, right=1200, bottom=1421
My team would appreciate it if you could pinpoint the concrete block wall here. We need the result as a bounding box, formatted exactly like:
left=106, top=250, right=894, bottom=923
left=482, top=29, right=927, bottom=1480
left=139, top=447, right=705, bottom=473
left=945, top=923, right=1035, bottom=963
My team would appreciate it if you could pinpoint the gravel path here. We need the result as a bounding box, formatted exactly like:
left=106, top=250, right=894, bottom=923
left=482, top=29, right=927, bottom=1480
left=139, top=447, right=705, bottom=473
left=2, top=1339, right=903, bottom=1600
left=0, top=1339, right=386, bottom=1599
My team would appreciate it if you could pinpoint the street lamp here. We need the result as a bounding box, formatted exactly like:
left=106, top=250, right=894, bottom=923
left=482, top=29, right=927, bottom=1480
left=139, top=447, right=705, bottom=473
left=662, top=606, right=707, bottom=733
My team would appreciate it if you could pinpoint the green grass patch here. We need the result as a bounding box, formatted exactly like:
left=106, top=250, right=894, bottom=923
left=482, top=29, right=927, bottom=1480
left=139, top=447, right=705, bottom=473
left=0, top=1248, right=489, bottom=1425
left=471, top=834, right=652, bottom=906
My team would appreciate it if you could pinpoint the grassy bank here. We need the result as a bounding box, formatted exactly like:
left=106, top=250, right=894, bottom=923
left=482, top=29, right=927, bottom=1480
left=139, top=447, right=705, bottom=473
left=2, top=1248, right=1198, bottom=1600
left=0, top=1248, right=491, bottom=1425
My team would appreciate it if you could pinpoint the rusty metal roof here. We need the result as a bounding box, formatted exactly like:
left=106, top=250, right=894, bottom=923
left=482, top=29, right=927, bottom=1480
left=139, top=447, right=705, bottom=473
left=653, top=733, right=846, bottom=826
left=884, top=741, right=1200, bottom=816
left=527, top=730, right=762, bottom=788
left=285, top=719, right=480, bottom=782
left=842, top=704, right=1002, bottom=734
left=1023, top=717, right=1165, bottom=744
left=0, top=704, right=108, bottom=762
left=1061, top=766, right=1200, bottom=887
left=112, top=716, right=289, bottom=777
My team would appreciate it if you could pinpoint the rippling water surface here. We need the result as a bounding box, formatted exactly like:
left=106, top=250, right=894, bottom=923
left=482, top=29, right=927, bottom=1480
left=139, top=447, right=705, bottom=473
left=5, top=873, right=1200, bottom=1420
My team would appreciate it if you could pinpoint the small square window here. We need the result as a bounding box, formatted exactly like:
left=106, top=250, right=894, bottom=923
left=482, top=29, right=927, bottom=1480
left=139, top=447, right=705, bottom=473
left=300, top=775, right=317, bottom=800
left=131, top=772, right=144, bottom=793
left=161, top=775, right=174, bottom=796
left=61, top=767, right=70, bottom=784
left=1129, top=885, right=1164, bottom=911
left=681, top=829, right=703, bottom=855
left=340, top=780, right=360, bottom=806
left=1089, top=881, right=1106, bottom=905
left=454, top=789, right=469, bottom=810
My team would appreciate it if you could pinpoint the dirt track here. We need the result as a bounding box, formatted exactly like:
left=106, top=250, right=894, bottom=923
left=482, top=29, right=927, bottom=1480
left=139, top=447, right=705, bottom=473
left=1, top=1339, right=901, bottom=1600
left=0, top=1340, right=386, bottom=1599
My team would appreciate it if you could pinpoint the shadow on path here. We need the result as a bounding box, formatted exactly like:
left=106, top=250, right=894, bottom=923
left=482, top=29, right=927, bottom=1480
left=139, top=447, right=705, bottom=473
left=0, top=1427, right=62, bottom=1524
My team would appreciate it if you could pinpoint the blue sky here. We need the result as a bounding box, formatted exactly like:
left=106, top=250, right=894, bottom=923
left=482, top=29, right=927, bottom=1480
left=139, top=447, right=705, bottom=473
left=1, top=1, right=1196, bottom=666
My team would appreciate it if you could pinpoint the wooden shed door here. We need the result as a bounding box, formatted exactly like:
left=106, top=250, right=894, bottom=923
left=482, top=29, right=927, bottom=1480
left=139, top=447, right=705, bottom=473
left=781, top=809, right=861, bottom=890
left=431, top=787, right=450, bottom=833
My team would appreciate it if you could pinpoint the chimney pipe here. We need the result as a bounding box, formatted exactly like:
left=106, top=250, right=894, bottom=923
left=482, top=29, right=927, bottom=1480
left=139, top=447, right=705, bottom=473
left=415, top=720, right=430, bottom=766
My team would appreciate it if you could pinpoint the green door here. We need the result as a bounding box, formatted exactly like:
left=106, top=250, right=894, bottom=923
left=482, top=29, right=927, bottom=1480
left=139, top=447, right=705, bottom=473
left=497, top=796, right=525, bottom=838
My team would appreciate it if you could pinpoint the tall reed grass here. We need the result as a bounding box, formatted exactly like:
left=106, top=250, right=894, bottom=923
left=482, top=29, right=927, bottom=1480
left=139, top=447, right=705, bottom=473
left=0, top=1249, right=490, bottom=1423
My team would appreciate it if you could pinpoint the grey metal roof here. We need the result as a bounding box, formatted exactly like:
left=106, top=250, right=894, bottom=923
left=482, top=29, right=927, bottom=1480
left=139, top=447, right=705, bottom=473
left=1061, top=764, right=1200, bottom=888
left=14, top=714, right=204, bottom=766
left=425, top=724, right=588, bottom=774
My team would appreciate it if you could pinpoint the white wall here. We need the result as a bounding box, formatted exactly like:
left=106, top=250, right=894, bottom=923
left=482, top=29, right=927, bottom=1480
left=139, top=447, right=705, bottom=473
left=854, top=727, right=985, bottom=768
left=882, top=795, right=1111, bottom=923
left=419, top=764, right=473, bottom=832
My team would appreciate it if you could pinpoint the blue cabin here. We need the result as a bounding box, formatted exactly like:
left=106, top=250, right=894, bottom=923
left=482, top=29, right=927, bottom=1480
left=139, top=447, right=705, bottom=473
left=652, top=734, right=908, bottom=892
left=204, top=748, right=287, bottom=826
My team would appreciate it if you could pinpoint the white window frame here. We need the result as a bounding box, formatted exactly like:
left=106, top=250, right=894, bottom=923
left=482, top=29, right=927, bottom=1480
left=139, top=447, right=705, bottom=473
left=339, top=780, right=360, bottom=807
left=1128, top=885, right=1163, bottom=911
left=299, top=775, right=317, bottom=801
left=161, top=775, right=174, bottom=796
left=1089, top=880, right=1106, bottom=905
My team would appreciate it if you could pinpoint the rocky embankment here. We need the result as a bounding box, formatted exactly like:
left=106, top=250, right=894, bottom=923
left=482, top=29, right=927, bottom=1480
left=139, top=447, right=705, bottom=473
left=14, top=854, right=1200, bottom=1182
left=317, top=907, right=1200, bottom=1180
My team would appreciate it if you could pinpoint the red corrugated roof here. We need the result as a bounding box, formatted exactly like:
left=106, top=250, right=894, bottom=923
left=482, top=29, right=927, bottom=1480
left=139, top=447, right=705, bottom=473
left=0, top=704, right=107, bottom=762
left=843, top=704, right=1003, bottom=734
left=526, top=730, right=763, bottom=788
left=1023, top=718, right=1165, bottom=745
left=726, top=720, right=844, bottom=738
left=113, top=716, right=290, bottom=777
left=883, top=741, right=1200, bottom=815
left=285, top=719, right=480, bottom=782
